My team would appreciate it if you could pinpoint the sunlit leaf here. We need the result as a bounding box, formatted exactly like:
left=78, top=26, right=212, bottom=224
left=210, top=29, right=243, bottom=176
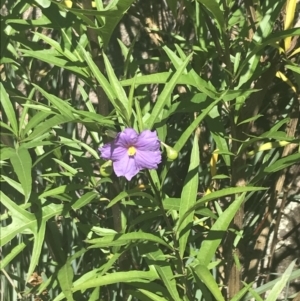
left=178, top=133, right=199, bottom=257
left=10, top=148, right=32, bottom=203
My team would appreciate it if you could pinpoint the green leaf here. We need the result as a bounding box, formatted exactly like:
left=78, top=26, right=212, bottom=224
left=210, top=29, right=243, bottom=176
left=52, top=158, right=78, bottom=175
left=121, top=72, right=201, bottom=89
left=0, top=121, right=16, bottom=134
left=178, top=133, right=199, bottom=257
left=23, top=114, right=74, bottom=141
left=177, top=186, right=266, bottom=233
left=38, top=184, right=85, bottom=199
left=1, top=175, right=24, bottom=195
left=134, top=289, right=169, bottom=301
left=32, top=31, right=79, bottom=62
left=34, top=0, right=51, bottom=8
left=190, top=266, right=214, bottom=301
left=265, top=260, right=296, bottom=301
left=10, top=148, right=32, bottom=203
left=243, top=268, right=300, bottom=300
left=72, top=271, right=158, bottom=292
left=107, top=189, right=155, bottom=208
left=196, top=0, right=225, bottom=33
left=146, top=53, right=193, bottom=129
left=163, top=45, right=217, bottom=98
left=206, top=106, right=231, bottom=167
left=102, top=52, right=129, bottom=122
left=57, top=261, right=74, bottom=301
left=0, top=147, right=15, bottom=161
left=71, top=192, right=98, bottom=210
left=52, top=269, right=98, bottom=301
left=0, top=83, right=18, bottom=136
left=229, top=282, right=254, bottom=301
left=87, top=288, right=100, bottom=301
left=237, top=27, right=300, bottom=86
left=174, top=97, right=224, bottom=153
left=22, top=111, right=52, bottom=136
left=0, top=192, right=63, bottom=281
left=285, top=64, right=300, bottom=74
left=197, top=193, right=246, bottom=265
left=222, top=89, right=260, bottom=101
left=86, top=232, right=172, bottom=250
left=192, top=264, right=225, bottom=301
left=263, top=152, right=300, bottom=173
left=78, top=45, right=117, bottom=105
left=245, top=287, right=264, bottom=301
left=163, top=198, right=181, bottom=210
left=32, top=84, right=74, bottom=119
left=237, top=114, right=264, bottom=126
left=0, top=192, right=34, bottom=246
left=143, top=246, right=181, bottom=301
left=0, top=240, right=29, bottom=270
left=73, top=110, right=114, bottom=125
left=95, top=0, right=136, bottom=48
left=30, top=218, right=47, bottom=283
left=20, top=49, right=89, bottom=77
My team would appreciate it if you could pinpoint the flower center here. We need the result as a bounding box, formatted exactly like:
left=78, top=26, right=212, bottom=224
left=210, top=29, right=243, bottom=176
left=127, top=146, right=136, bottom=156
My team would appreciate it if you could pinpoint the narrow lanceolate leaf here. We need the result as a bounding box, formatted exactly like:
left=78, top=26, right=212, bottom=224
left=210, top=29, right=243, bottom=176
left=20, top=49, right=89, bottom=77
left=103, top=52, right=130, bottom=122
left=146, top=53, right=193, bottom=129
left=0, top=82, right=18, bottom=135
left=0, top=241, right=29, bottom=270
left=196, top=0, right=225, bottom=33
left=72, top=271, right=158, bottom=292
left=27, top=204, right=64, bottom=282
left=32, top=84, right=74, bottom=119
left=32, top=31, right=78, bottom=62
left=24, top=114, right=75, bottom=141
left=0, top=191, right=34, bottom=247
left=78, top=44, right=115, bottom=103
left=177, top=186, right=266, bottom=231
left=230, top=282, right=254, bottom=301
left=263, top=152, right=300, bottom=173
left=243, top=268, right=300, bottom=300
left=57, top=262, right=74, bottom=301
left=71, top=191, right=98, bottom=210
left=1, top=192, right=62, bottom=247
left=144, top=247, right=181, bottom=301
left=265, top=259, right=296, bottom=301
left=27, top=221, right=46, bottom=283
left=174, top=97, right=224, bottom=153
left=136, top=289, right=169, bottom=301
left=86, top=232, right=172, bottom=250
left=197, top=193, right=246, bottom=265
left=191, top=265, right=225, bottom=301
left=178, top=133, right=199, bottom=258
left=10, top=148, right=32, bottom=203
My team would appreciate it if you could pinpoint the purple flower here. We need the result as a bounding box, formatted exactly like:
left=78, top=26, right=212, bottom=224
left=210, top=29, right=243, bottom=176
left=99, top=128, right=161, bottom=180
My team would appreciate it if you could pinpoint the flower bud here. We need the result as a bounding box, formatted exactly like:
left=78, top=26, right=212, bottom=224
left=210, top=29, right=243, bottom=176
left=160, top=141, right=178, bottom=161
left=166, top=146, right=178, bottom=160
left=100, top=160, right=113, bottom=177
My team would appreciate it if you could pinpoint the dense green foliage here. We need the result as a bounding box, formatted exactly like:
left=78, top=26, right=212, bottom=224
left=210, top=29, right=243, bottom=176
left=1, top=0, right=300, bottom=300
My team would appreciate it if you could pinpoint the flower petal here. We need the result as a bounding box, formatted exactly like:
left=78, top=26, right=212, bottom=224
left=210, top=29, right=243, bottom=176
left=99, top=141, right=127, bottom=161
left=113, top=155, right=139, bottom=180
left=134, top=149, right=161, bottom=170
left=99, top=143, right=113, bottom=160
left=99, top=129, right=162, bottom=180
left=116, top=128, right=138, bottom=147
left=135, top=130, right=160, bottom=151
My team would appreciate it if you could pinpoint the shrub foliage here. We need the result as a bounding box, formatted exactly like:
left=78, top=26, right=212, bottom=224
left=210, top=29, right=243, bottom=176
left=1, top=0, right=300, bottom=300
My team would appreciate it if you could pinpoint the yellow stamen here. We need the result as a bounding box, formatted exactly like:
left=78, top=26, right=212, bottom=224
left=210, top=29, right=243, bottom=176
left=127, top=146, right=136, bottom=156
